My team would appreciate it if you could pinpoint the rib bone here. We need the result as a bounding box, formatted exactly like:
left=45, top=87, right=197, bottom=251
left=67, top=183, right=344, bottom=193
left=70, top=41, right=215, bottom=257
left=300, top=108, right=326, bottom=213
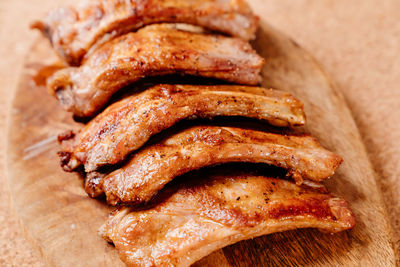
left=100, top=172, right=355, bottom=267
left=47, top=24, right=264, bottom=117
left=95, top=126, right=342, bottom=205
left=32, top=0, right=259, bottom=65
left=58, top=84, right=306, bottom=172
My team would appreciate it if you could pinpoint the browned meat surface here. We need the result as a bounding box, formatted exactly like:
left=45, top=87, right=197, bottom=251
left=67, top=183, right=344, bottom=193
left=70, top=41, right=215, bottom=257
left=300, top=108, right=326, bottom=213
left=100, top=172, right=355, bottom=267
left=93, top=126, right=342, bottom=205
left=46, top=24, right=264, bottom=117
left=58, top=84, right=306, bottom=173
left=31, top=0, right=259, bottom=65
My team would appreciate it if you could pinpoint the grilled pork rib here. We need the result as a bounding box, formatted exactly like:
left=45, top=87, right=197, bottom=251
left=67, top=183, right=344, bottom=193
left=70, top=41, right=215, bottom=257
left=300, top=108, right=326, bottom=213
left=46, top=24, right=264, bottom=117
left=92, top=126, right=342, bottom=205
left=58, top=84, right=306, bottom=173
left=100, top=172, right=355, bottom=267
left=31, top=0, right=259, bottom=65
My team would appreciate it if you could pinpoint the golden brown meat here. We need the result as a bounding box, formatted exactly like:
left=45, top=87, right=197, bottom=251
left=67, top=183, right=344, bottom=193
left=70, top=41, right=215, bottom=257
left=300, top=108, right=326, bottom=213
left=31, top=0, right=259, bottom=66
left=100, top=172, right=355, bottom=267
left=58, top=84, right=306, bottom=173
left=94, top=126, right=342, bottom=205
left=46, top=24, right=264, bottom=117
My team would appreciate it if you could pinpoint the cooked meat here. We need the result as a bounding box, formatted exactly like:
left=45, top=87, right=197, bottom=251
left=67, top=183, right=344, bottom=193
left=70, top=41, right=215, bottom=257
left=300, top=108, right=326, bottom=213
left=100, top=172, right=355, bottom=267
left=46, top=24, right=264, bottom=117
left=58, top=84, right=306, bottom=173
left=93, top=126, right=342, bottom=205
left=31, top=0, right=259, bottom=65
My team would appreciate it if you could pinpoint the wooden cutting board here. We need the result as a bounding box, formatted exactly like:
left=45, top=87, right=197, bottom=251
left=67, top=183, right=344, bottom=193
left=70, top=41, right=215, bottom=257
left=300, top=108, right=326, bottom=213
left=6, top=19, right=396, bottom=266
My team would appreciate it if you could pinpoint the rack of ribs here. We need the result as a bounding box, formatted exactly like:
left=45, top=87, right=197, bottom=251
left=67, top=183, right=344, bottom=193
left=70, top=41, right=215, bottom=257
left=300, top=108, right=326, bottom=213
left=30, top=1, right=356, bottom=265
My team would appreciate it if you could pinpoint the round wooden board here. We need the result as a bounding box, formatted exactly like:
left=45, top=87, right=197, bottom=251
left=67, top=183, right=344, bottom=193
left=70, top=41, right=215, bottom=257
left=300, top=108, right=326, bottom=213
left=7, top=20, right=396, bottom=266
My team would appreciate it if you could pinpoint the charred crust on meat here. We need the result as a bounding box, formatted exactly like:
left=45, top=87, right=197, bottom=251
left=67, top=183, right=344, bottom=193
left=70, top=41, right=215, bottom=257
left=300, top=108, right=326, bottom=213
left=57, top=151, right=80, bottom=172
left=57, top=130, right=75, bottom=143
left=58, top=151, right=73, bottom=172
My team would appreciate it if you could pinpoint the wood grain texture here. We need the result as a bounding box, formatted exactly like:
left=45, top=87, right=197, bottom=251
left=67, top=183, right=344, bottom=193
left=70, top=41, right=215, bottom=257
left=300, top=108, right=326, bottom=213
left=6, top=20, right=396, bottom=267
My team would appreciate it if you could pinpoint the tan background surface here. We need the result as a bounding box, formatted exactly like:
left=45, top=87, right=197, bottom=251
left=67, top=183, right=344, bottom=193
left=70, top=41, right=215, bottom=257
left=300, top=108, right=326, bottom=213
left=0, top=0, right=398, bottom=266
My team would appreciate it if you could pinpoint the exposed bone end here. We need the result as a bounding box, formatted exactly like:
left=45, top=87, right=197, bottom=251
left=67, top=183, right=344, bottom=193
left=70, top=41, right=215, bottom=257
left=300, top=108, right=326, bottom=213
left=315, top=151, right=344, bottom=180
left=328, top=198, right=356, bottom=231
left=47, top=69, right=76, bottom=110
left=295, top=113, right=307, bottom=126
left=55, top=86, right=74, bottom=111
left=57, top=130, right=81, bottom=172
left=332, top=153, right=344, bottom=171
left=302, top=180, right=326, bottom=190
left=57, top=130, right=75, bottom=144
left=57, top=151, right=81, bottom=172
left=288, top=169, right=304, bottom=185
left=85, top=172, right=106, bottom=198
left=286, top=96, right=306, bottom=126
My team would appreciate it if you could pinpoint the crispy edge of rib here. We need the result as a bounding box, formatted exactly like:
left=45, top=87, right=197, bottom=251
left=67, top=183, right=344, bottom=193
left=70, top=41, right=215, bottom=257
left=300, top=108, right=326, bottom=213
left=30, top=0, right=259, bottom=65
left=46, top=24, right=265, bottom=117
left=57, top=84, right=306, bottom=173
left=99, top=126, right=342, bottom=205
left=99, top=174, right=355, bottom=267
